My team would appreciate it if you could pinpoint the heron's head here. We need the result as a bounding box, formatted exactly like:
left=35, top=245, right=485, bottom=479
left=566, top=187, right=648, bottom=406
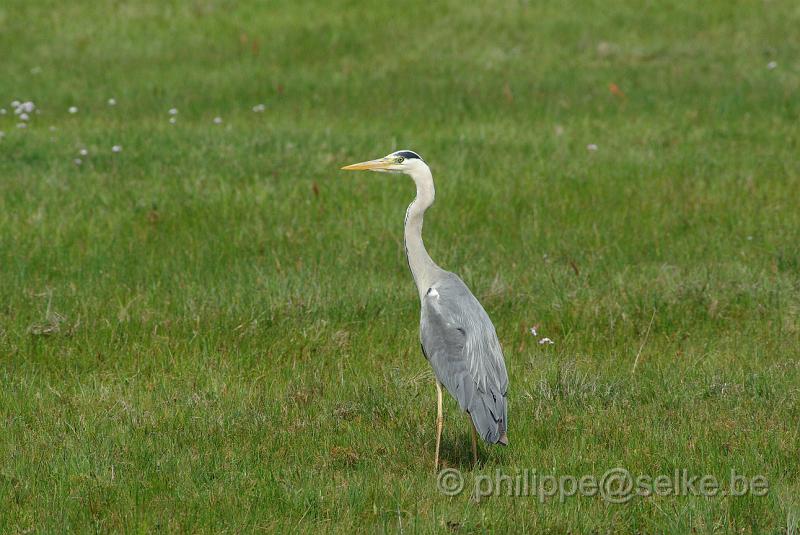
left=341, top=150, right=426, bottom=175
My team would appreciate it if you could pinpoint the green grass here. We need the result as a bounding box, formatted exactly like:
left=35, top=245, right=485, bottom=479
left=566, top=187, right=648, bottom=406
left=2, top=0, right=800, bottom=532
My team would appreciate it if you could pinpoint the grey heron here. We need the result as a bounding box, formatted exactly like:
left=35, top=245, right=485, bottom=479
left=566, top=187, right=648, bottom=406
left=341, top=150, right=509, bottom=470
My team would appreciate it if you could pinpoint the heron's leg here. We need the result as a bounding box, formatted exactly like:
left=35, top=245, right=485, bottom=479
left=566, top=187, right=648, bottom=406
left=434, top=380, right=443, bottom=472
left=468, top=414, right=478, bottom=466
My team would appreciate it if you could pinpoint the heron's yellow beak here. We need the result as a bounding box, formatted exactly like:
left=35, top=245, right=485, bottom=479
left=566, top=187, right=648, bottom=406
left=341, top=158, right=393, bottom=171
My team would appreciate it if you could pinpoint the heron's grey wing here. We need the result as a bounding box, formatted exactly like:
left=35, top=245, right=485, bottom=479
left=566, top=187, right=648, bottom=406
left=420, top=274, right=508, bottom=444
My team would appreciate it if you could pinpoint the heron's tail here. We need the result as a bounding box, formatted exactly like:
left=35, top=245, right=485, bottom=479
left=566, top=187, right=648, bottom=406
left=466, top=388, right=508, bottom=446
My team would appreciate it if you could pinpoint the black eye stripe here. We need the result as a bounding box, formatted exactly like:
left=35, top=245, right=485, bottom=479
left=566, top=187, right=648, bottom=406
left=395, top=150, right=422, bottom=161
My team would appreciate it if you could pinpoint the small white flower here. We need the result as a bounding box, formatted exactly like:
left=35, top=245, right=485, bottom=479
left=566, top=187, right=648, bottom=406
left=529, top=326, right=537, bottom=336
left=11, top=100, right=20, bottom=108
left=74, top=158, right=82, bottom=166
left=0, top=131, right=5, bottom=138
left=21, top=101, right=35, bottom=113
left=213, top=116, right=223, bottom=124
left=767, top=61, right=778, bottom=70
left=49, top=126, right=57, bottom=132
left=112, top=145, right=122, bottom=153
left=19, top=113, right=29, bottom=121
left=747, top=235, right=753, bottom=241
left=0, top=108, right=5, bottom=115
left=30, top=66, right=42, bottom=75
left=169, top=117, right=177, bottom=124
left=168, top=108, right=178, bottom=115
left=538, top=337, right=554, bottom=345
left=79, top=148, right=88, bottom=156
left=252, top=104, right=265, bottom=112
left=587, top=144, right=598, bottom=151
left=108, top=98, right=117, bottom=106
left=68, top=106, right=78, bottom=114
left=17, top=123, right=27, bottom=129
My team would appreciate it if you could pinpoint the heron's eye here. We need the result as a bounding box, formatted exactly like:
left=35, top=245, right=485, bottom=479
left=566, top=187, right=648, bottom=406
left=395, top=156, right=405, bottom=164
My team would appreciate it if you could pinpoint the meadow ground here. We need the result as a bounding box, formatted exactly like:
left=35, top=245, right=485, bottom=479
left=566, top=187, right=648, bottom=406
left=1, top=0, right=800, bottom=532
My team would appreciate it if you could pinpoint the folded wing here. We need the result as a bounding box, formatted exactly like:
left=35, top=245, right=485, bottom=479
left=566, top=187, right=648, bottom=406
left=420, top=273, right=509, bottom=444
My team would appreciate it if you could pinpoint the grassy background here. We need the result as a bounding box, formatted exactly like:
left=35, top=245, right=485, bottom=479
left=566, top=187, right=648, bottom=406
left=2, top=0, right=800, bottom=532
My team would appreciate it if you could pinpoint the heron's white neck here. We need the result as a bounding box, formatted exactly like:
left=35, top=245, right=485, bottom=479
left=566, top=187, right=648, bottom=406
left=404, top=165, right=444, bottom=299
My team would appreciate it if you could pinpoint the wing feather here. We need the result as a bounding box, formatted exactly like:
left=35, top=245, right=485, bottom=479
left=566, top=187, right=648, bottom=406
left=420, top=274, right=509, bottom=444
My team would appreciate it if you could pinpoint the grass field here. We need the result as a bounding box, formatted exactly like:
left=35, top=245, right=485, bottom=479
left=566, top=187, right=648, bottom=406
left=2, top=0, right=800, bottom=532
